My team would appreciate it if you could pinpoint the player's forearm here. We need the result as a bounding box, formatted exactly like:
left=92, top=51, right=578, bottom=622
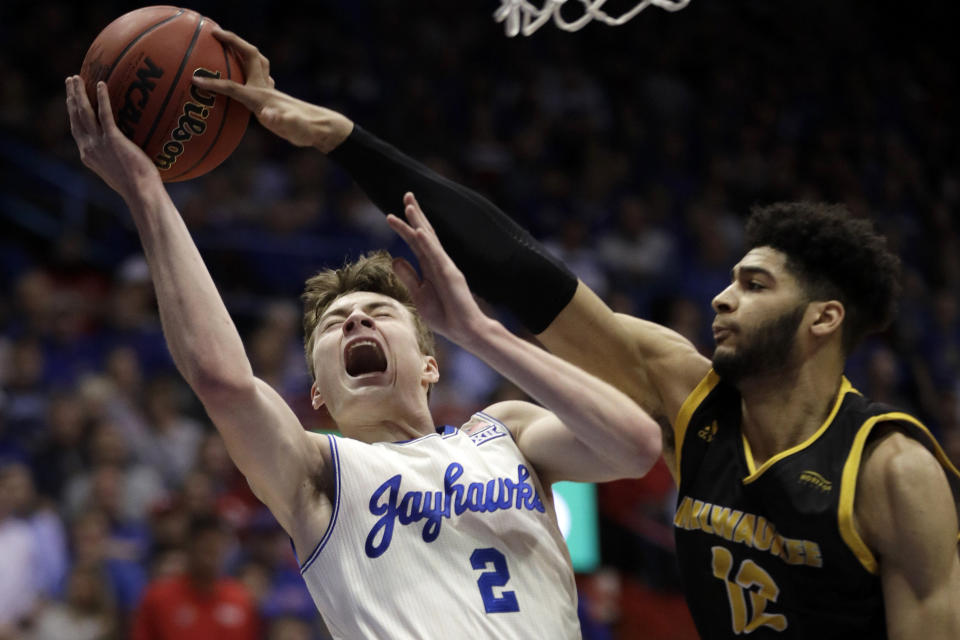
left=124, top=180, right=253, bottom=393
left=306, top=106, right=354, bottom=153
left=465, top=319, right=661, bottom=474
left=327, top=126, right=577, bottom=333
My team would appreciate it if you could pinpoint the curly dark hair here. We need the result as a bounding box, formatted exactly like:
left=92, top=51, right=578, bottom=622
left=745, top=202, right=901, bottom=352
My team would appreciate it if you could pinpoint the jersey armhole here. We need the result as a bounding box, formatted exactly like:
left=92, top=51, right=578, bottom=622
left=672, top=369, right=720, bottom=485
left=837, top=411, right=960, bottom=574
left=299, top=434, right=343, bottom=574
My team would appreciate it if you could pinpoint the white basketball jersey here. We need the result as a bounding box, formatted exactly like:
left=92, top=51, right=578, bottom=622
left=299, top=412, right=581, bottom=639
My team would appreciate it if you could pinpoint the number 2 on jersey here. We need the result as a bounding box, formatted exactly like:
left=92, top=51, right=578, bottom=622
left=471, top=547, right=520, bottom=613
left=711, top=546, right=788, bottom=633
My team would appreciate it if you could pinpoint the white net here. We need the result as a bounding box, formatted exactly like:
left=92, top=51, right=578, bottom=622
left=494, top=0, right=692, bottom=37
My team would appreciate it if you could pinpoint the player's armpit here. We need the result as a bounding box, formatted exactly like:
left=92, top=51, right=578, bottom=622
left=537, top=282, right=710, bottom=426
left=855, top=431, right=960, bottom=640
left=199, top=377, right=332, bottom=541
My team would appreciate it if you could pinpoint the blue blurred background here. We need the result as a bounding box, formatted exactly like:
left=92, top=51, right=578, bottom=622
left=1, top=2, right=957, bottom=638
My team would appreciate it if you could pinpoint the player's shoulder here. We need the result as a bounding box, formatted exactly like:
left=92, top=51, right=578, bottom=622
left=613, top=312, right=712, bottom=412
left=475, top=400, right=550, bottom=438
left=613, top=311, right=705, bottom=360
left=301, top=427, right=337, bottom=459
left=861, top=427, right=941, bottom=488
left=856, top=428, right=953, bottom=552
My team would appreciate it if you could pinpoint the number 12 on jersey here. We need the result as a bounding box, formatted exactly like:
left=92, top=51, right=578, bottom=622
left=471, top=547, right=520, bottom=613
left=711, top=545, right=788, bottom=633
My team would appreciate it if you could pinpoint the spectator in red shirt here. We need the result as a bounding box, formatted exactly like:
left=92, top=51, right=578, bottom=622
left=132, top=515, right=259, bottom=640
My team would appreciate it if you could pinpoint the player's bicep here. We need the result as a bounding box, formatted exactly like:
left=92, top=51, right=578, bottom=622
left=200, top=377, right=324, bottom=520
left=538, top=282, right=709, bottom=422
left=537, top=284, right=652, bottom=403
left=859, top=434, right=960, bottom=639
left=489, top=401, right=641, bottom=485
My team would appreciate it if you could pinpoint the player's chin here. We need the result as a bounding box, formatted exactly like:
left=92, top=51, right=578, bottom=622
left=346, top=372, right=391, bottom=388
left=343, top=371, right=404, bottom=404
left=337, top=381, right=390, bottom=406
left=711, top=343, right=735, bottom=361
left=711, top=348, right=742, bottom=378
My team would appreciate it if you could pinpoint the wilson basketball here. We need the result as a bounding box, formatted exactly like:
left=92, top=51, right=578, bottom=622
left=80, top=6, right=250, bottom=182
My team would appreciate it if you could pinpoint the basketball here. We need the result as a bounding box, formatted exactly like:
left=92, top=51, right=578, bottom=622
left=79, top=6, right=250, bottom=182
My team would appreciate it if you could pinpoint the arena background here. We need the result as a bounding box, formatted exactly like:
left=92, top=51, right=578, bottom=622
left=0, top=2, right=957, bottom=638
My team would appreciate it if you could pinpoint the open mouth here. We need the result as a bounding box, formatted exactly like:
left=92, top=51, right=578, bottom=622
left=344, top=340, right=388, bottom=377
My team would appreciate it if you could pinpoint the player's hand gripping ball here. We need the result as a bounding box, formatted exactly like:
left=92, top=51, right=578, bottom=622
left=80, top=6, right=250, bottom=182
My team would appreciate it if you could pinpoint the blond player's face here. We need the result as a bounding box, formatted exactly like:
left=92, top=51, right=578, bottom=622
left=309, top=291, right=438, bottom=422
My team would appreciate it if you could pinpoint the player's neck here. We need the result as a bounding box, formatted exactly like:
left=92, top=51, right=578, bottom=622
left=338, top=405, right=436, bottom=444
left=738, top=355, right=845, bottom=467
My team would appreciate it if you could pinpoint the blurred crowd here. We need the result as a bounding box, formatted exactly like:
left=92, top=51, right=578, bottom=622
left=1, top=1, right=957, bottom=639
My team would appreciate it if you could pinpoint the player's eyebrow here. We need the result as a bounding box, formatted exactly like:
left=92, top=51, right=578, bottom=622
left=320, top=300, right=397, bottom=323
left=731, top=265, right=775, bottom=282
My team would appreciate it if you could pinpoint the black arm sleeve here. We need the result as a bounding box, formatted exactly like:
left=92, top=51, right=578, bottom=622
left=328, top=124, right=577, bottom=334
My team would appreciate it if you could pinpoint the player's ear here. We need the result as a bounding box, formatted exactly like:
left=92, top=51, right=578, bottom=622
left=310, top=382, right=325, bottom=410
left=422, top=355, right=439, bottom=386
left=810, top=300, right=844, bottom=338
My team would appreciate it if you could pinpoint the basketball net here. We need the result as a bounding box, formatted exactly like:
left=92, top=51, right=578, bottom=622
left=494, top=0, right=691, bottom=37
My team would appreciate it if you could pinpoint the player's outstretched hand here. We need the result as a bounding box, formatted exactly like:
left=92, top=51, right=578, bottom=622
left=65, top=75, right=159, bottom=200
left=387, top=193, right=491, bottom=348
left=192, top=28, right=352, bottom=152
